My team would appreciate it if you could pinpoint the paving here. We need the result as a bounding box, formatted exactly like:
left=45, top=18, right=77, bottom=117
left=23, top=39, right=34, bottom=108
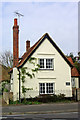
left=0, top=112, right=79, bottom=120
left=1, top=102, right=79, bottom=115
left=0, top=102, right=79, bottom=120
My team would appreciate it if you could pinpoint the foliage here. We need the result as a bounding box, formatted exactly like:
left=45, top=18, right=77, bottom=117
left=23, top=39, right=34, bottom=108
left=9, top=99, right=41, bottom=105
left=67, top=52, right=76, bottom=63
left=9, top=100, right=21, bottom=105
left=0, top=50, right=13, bottom=68
left=67, top=52, right=80, bottom=74
left=33, top=94, right=66, bottom=103
left=19, top=57, right=40, bottom=100
left=4, top=88, right=9, bottom=92
left=74, top=61, right=80, bottom=74
left=1, top=80, right=10, bottom=93
left=9, top=93, right=74, bottom=105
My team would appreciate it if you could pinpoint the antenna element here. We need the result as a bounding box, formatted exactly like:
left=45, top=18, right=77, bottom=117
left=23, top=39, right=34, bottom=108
left=14, top=11, right=24, bottom=26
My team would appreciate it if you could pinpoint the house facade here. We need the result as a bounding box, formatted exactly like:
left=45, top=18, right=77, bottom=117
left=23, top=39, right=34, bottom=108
left=10, top=18, right=73, bottom=101
left=67, top=57, right=80, bottom=88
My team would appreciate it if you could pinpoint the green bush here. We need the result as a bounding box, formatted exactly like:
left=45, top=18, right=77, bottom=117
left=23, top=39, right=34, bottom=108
left=33, top=94, right=66, bottom=103
left=4, top=88, right=9, bottom=92
left=9, top=93, right=72, bottom=105
left=9, top=100, right=21, bottom=105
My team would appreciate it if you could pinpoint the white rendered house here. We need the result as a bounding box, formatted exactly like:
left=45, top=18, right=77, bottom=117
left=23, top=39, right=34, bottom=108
left=10, top=18, right=73, bottom=101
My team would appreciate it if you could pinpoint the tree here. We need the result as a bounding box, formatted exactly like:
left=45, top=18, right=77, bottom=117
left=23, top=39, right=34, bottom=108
left=69, top=52, right=76, bottom=63
left=78, top=51, right=80, bottom=57
left=74, top=61, right=80, bottom=74
left=0, top=50, right=13, bottom=68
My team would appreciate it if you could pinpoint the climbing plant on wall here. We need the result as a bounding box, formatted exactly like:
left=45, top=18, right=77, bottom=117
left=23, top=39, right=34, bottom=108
left=19, top=57, right=40, bottom=100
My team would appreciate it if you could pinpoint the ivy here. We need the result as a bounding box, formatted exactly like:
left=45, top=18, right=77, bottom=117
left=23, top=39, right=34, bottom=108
left=32, top=68, right=39, bottom=72
left=19, top=57, right=40, bottom=100
left=26, top=72, right=33, bottom=79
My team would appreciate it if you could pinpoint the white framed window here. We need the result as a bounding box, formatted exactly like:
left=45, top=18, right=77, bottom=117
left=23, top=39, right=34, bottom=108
left=66, top=82, right=70, bottom=86
left=39, top=83, right=45, bottom=94
left=71, top=78, right=75, bottom=88
left=39, top=59, right=44, bottom=68
left=39, top=83, right=54, bottom=94
left=39, top=58, right=54, bottom=69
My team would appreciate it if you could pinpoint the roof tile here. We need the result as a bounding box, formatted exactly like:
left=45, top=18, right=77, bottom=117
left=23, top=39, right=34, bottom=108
left=67, top=57, right=80, bottom=77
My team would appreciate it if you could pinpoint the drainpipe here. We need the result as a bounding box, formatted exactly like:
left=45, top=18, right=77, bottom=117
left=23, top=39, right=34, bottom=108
left=18, top=68, right=21, bottom=102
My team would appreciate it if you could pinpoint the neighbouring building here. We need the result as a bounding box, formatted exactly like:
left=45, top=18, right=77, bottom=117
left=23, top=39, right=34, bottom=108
left=0, top=64, right=10, bottom=83
left=67, top=57, right=80, bottom=88
left=0, top=64, right=10, bottom=94
left=10, top=18, right=73, bottom=101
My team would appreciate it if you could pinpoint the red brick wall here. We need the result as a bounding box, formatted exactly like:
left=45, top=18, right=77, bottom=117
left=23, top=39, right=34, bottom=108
left=26, top=40, right=30, bottom=52
left=13, top=19, right=19, bottom=67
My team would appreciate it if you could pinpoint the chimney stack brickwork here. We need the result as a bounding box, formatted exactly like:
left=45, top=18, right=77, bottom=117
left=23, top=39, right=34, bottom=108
left=13, top=18, right=19, bottom=67
left=26, top=40, right=30, bottom=52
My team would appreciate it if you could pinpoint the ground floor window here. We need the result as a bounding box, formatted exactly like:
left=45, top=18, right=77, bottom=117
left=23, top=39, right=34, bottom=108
left=39, top=83, right=54, bottom=94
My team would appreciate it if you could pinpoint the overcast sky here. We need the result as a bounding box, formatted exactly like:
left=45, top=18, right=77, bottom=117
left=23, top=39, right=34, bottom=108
left=1, top=1, right=78, bottom=57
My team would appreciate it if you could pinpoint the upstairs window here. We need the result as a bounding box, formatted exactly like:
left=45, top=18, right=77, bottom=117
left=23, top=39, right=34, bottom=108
left=46, top=59, right=53, bottom=69
left=39, top=58, right=54, bottom=69
left=39, top=59, right=44, bottom=68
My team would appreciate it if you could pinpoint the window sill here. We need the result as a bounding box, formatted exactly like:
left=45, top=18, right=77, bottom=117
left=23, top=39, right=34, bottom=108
left=39, top=69, right=54, bottom=71
left=39, top=93, right=55, bottom=96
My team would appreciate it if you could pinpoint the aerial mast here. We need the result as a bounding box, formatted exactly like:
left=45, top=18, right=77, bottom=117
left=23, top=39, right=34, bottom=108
left=14, top=11, right=24, bottom=26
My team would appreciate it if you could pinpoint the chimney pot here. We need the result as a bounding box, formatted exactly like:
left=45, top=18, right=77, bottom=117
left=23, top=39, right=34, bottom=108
left=14, top=18, right=17, bottom=26
left=26, top=40, right=30, bottom=52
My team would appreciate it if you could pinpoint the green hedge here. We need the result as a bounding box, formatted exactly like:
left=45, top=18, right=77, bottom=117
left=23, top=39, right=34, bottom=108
left=25, top=94, right=66, bottom=103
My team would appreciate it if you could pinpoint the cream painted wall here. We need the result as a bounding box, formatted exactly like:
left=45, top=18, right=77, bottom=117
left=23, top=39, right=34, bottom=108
left=75, top=78, right=79, bottom=88
left=10, top=73, right=13, bottom=92
left=22, top=38, right=72, bottom=98
left=11, top=38, right=72, bottom=101
left=12, top=67, right=19, bottom=101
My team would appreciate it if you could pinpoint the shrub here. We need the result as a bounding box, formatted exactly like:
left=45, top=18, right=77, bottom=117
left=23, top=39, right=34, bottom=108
left=4, top=88, right=9, bottom=92
left=32, top=94, right=66, bottom=103
left=9, top=100, right=20, bottom=105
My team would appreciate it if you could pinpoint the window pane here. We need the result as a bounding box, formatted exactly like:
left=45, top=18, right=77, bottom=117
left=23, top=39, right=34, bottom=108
left=71, top=78, right=75, bottom=87
left=46, top=83, right=54, bottom=94
left=39, top=59, right=44, bottom=68
left=66, top=82, right=70, bottom=86
left=40, top=83, right=45, bottom=94
left=46, top=59, right=53, bottom=69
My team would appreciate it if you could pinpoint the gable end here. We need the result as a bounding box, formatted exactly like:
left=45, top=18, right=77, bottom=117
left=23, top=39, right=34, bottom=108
left=18, top=33, right=73, bottom=68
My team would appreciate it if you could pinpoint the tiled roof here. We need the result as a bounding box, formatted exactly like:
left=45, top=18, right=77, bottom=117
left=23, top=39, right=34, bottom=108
left=67, top=57, right=74, bottom=65
left=67, top=57, right=80, bottom=77
left=10, top=33, right=73, bottom=72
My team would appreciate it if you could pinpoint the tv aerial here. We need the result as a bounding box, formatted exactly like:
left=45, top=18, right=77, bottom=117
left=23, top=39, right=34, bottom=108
left=14, top=11, right=24, bottom=26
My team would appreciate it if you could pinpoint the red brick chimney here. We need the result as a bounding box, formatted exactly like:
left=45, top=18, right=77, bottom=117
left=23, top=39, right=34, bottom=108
left=26, top=40, right=30, bottom=52
left=13, top=18, right=19, bottom=67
